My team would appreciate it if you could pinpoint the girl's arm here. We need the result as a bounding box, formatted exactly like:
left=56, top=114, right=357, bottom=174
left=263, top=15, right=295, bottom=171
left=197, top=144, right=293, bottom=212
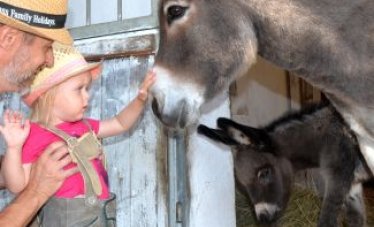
left=0, top=110, right=31, bottom=193
left=2, top=150, right=32, bottom=194
left=0, top=142, right=78, bottom=227
left=98, top=71, right=155, bottom=138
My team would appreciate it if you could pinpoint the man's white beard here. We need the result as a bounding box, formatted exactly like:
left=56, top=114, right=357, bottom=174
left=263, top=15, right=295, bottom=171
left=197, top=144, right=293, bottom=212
left=0, top=45, right=36, bottom=93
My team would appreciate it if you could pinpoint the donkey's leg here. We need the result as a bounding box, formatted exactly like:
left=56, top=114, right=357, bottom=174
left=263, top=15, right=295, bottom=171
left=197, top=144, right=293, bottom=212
left=318, top=168, right=351, bottom=227
left=344, top=183, right=366, bottom=227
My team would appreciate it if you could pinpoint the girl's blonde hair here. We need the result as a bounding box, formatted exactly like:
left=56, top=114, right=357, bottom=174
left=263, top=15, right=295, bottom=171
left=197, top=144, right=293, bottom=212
left=30, top=85, right=59, bottom=126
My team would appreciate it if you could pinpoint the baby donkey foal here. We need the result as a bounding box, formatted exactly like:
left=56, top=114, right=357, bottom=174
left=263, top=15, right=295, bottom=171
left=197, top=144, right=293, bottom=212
left=198, top=104, right=372, bottom=227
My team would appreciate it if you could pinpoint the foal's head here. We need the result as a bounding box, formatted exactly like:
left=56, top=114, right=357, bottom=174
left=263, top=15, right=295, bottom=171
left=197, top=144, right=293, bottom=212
left=198, top=118, right=293, bottom=224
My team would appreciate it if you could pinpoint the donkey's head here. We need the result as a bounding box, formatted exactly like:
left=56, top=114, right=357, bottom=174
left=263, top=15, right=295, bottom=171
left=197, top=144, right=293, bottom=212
left=198, top=118, right=293, bottom=224
left=152, top=0, right=258, bottom=129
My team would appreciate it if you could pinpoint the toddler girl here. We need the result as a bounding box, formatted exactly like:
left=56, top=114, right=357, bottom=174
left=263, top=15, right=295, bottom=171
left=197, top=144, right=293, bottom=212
left=1, top=42, right=155, bottom=226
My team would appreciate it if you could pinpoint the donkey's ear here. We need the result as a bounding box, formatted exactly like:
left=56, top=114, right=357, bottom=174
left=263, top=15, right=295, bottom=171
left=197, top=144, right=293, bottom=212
left=217, top=117, right=269, bottom=146
left=197, top=124, right=239, bottom=145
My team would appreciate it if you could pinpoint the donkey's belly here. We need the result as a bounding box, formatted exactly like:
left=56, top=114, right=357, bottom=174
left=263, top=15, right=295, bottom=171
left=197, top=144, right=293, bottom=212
left=337, top=104, right=374, bottom=175
left=356, top=138, right=374, bottom=175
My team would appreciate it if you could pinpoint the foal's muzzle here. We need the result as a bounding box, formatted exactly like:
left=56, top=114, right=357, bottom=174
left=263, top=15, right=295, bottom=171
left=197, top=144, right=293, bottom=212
left=254, top=203, right=281, bottom=224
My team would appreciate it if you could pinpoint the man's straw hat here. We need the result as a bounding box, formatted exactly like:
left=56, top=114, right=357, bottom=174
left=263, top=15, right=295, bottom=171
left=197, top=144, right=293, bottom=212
left=0, top=0, right=72, bottom=44
left=22, top=42, right=102, bottom=106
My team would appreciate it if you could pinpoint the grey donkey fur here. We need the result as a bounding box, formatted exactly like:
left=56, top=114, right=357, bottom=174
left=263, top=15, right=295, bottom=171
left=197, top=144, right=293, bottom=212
left=151, top=0, right=374, bottom=173
left=198, top=104, right=373, bottom=227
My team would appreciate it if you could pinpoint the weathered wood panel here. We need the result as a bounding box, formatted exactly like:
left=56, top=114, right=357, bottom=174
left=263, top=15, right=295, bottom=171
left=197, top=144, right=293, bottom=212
left=90, top=56, right=168, bottom=227
left=76, top=33, right=169, bottom=226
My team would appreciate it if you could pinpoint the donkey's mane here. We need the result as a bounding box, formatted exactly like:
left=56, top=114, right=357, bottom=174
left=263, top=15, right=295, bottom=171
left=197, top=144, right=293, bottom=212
left=263, top=101, right=334, bottom=133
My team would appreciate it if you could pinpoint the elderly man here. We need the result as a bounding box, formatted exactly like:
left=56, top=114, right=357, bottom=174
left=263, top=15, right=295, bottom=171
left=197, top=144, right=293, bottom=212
left=0, top=0, right=78, bottom=226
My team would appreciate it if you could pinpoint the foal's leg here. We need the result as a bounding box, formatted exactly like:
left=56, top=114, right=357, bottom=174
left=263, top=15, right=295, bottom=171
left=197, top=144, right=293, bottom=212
left=344, top=183, right=366, bottom=227
left=318, top=168, right=351, bottom=227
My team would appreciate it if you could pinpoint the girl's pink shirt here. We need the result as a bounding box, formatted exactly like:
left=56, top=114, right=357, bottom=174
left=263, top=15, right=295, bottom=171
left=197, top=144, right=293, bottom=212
left=22, top=119, right=109, bottom=200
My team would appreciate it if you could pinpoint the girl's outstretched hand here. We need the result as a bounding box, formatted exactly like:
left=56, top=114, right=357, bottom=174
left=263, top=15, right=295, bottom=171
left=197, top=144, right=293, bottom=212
left=0, top=109, right=30, bottom=150
left=137, top=71, right=156, bottom=102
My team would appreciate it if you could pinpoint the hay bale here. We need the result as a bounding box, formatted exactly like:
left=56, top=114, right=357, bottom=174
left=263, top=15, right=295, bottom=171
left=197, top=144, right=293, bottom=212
left=236, top=186, right=374, bottom=227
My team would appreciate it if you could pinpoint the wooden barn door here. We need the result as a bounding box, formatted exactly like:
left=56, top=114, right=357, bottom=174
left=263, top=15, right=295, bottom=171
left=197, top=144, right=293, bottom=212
left=68, top=0, right=168, bottom=224
left=76, top=33, right=168, bottom=227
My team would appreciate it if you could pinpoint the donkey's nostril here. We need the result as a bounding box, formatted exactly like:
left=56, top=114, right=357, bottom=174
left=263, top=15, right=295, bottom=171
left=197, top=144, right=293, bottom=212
left=258, top=212, right=272, bottom=223
left=151, top=96, right=188, bottom=129
left=152, top=98, right=162, bottom=119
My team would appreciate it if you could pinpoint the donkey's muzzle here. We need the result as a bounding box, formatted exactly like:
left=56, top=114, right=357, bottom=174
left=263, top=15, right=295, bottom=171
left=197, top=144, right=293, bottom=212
left=151, top=97, right=188, bottom=129
left=149, top=67, right=203, bottom=129
left=257, top=212, right=278, bottom=224
left=254, top=203, right=281, bottom=224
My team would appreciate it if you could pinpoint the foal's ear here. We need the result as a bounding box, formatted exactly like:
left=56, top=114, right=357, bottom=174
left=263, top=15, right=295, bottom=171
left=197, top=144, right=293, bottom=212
left=217, top=118, right=270, bottom=146
left=197, top=124, right=239, bottom=145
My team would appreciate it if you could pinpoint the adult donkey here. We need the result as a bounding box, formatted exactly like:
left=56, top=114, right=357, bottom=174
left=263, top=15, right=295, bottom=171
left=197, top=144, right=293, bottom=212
left=151, top=0, right=374, bottom=172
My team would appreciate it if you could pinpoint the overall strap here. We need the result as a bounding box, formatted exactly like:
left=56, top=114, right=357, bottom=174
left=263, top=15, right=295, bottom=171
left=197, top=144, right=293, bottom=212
left=44, top=119, right=95, bottom=148
left=43, top=125, right=77, bottom=148
left=71, top=151, right=100, bottom=206
left=82, top=119, right=108, bottom=170
left=42, top=122, right=102, bottom=205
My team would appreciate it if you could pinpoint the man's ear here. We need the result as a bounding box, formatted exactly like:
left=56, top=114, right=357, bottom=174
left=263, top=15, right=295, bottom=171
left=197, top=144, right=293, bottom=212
left=0, top=26, right=22, bottom=50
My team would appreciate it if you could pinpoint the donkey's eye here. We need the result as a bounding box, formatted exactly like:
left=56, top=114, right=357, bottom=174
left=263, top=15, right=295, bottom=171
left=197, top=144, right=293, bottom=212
left=167, top=5, right=188, bottom=24
left=257, top=167, right=272, bottom=184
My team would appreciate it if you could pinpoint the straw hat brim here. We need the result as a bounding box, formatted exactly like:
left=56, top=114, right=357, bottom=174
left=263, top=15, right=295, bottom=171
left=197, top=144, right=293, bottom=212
left=23, top=62, right=102, bottom=106
left=0, top=12, right=72, bottom=45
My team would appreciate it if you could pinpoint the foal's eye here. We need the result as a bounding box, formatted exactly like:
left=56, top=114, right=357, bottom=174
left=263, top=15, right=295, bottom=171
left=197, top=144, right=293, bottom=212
left=167, top=5, right=188, bottom=24
left=257, top=167, right=273, bottom=184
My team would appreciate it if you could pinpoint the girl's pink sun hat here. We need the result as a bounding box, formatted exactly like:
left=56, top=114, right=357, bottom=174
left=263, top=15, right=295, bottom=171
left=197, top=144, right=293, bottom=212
left=22, top=42, right=102, bottom=106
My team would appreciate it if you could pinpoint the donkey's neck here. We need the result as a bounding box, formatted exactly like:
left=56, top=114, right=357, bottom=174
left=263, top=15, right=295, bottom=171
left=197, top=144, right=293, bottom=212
left=245, top=0, right=362, bottom=69
left=241, top=0, right=373, bottom=105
